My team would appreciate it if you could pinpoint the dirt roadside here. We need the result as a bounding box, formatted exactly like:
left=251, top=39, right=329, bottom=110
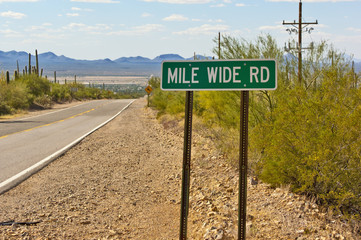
left=0, top=98, right=359, bottom=239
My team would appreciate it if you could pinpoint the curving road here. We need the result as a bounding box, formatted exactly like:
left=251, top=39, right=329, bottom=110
left=0, top=99, right=134, bottom=193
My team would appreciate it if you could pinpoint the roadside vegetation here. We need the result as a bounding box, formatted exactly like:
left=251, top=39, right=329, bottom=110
left=149, top=34, right=361, bottom=223
left=0, top=73, right=142, bottom=116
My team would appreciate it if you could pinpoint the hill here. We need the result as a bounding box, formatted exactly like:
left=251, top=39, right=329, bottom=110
left=0, top=51, right=211, bottom=77
left=1, top=50, right=359, bottom=77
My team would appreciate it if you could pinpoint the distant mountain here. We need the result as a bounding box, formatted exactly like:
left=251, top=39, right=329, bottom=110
left=0, top=50, right=211, bottom=77
left=152, top=54, right=185, bottom=62
left=114, top=56, right=151, bottom=63
left=1, top=50, right=358, bottom=77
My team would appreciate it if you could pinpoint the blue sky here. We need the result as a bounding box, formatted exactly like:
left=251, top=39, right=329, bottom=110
left=0, top=0, right=360, bottom=60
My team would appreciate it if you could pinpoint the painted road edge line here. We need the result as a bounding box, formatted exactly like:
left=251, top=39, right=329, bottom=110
left=0, top=99, right=135, bottom=195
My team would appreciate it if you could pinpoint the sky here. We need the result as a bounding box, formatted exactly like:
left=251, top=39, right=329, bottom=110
left=0, top=0, right=360, bottom=61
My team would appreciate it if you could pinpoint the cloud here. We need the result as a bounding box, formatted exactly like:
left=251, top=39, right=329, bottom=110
left=208, top=19, right=224, bottom=23
left=235, top=3, right=245, bottom=6
left=0, top=0, right=38, bottom=2
left=142, top=12, right=152, bottom=17
left=142, top=0, right=212, bottom=4
left=63, top=22, right=112, bottom=34
left=267, top=0, right=355, bottom=2
left=0, top=11, right=26, bottom=19
left=174, top=24, right=229, bottom=35
left=71, top=7, right=93, bottom=11
left=66, top=13, right=80, bottom=17
left=70, top=0, right=120, bottom=3
left=347, top=27, right=361, bottom=33
left=28, top=22, right=53, bottom=31
left=211, top=3, right=225, bottom=7
left=108, top=24, right=165, bottom=36
left=0, top=29, right=23, bottom=37
left=163, top=14, right=188, bottom=21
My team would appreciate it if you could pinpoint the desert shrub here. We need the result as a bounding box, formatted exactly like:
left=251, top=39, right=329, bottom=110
left=33, top=95, right=53, bottom=109
left=0, top=78, right=30, bottom=115
left=50, top=83, right=72, bottom=102
left=149, top=76, right=186, bottom=115
left=18, top=74, right=51, bottom=97
left=252, top=68, right=361, bottom=216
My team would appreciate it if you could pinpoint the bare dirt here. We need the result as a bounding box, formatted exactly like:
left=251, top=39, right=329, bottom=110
left=0, top=98, right=359, bottom=239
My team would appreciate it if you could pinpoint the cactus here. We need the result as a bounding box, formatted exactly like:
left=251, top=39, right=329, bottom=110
left=28, top=53, right=31, bottom=74
left=35, top=49, right=39, bottom=76
left=17, top=60, right=20, bottom=76
left=54, top=71, right=56, bottom=84
left=6, top=71, right=10, bottom=84
left=40, top=69, right=43, bottom=77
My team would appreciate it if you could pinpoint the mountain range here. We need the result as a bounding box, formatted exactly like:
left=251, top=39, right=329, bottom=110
left=0, top=50, right=360, bottom=78
left=0, top=50, right=211, bottom=77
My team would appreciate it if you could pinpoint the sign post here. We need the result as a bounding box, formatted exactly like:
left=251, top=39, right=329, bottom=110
left=238, top=91, right=249, bottom=240
left=145, top=85, right=153, bottom=107
left=179, top=90, right=193, bottom=240
left=161, top=59, right=277, bottom=240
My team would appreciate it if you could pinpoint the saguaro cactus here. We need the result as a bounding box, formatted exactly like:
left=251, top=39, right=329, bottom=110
left=6, top=71, right=10, bottom=84
left=17, top=60, right=20, bottom=76
left=28, top=53, right=31, bottom=75
left=35, top=49, right=39, bottom=76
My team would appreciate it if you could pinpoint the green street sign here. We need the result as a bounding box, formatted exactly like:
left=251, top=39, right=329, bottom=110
left=161, top=59, right=277, bottom=91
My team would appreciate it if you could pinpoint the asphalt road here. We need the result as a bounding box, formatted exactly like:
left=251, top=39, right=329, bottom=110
left=0, top=99, right=134, bottom=193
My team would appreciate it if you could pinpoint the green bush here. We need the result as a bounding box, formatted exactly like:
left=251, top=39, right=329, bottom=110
left=0, top=73, right=124, bottom=115
left=253, top=71, right=361, bottom=216
left=0, top=78, right=31, bottom=115
left=18, top=74, right=51, bottom=97
left=149, top=77, right=186, bottom=116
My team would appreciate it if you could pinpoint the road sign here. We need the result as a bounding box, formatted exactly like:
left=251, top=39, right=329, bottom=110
left=161, top=59, right=277, bottom=91
left=145, top=85, right=153, bottom=94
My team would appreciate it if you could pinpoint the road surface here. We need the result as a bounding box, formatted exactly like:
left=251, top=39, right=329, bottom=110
left=0, top=99, right=134, bottom=193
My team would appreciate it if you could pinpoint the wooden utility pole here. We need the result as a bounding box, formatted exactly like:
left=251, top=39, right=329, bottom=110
left=283, top=0, right=318, bottom=85
left=218, top=32, right=221, bottom=59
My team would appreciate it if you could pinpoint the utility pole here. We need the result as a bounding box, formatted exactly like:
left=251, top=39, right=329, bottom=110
left=218, top=32, right=221, bottom=59
left=283, top=0, right=318, bottom=85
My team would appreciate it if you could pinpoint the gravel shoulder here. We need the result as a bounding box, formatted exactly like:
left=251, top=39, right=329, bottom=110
left=0, top=98, right=359, bottom=239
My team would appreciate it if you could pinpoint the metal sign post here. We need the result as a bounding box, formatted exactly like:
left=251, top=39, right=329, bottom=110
left=145, top=85, right=153, bottom=107
left=179, top=91, right=193, bottom=240
left=238, top=91, right=249, bottom=240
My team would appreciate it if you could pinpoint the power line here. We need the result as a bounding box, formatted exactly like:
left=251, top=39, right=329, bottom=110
left=283, top=0, right=318, bottom=85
